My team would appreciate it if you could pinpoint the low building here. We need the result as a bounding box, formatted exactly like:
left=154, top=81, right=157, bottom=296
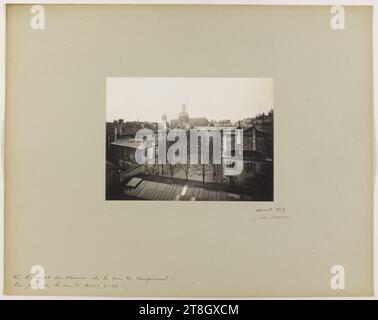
left=243, top=126, right=273, bottom=157
left=223, top=150, right=273, bottom=186
left=106, top=161, right=121, bottom=198
left=110, top=138, right=142, bottom=167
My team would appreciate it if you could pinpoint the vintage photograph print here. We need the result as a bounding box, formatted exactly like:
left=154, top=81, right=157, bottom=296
left=106, top=78, right=274, bottom=201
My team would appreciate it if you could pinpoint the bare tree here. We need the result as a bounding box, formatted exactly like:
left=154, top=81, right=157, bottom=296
left=145, top=164, right=158, bottom=175
left=181, top=164, right=191, bottom=180
left=212, top=163, right=223, bottom=182
left=197, top=164, right=211, bottom=183
left=168, top=163, right=178, bottom=178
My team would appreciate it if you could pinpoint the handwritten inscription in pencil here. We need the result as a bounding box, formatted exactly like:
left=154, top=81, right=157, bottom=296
left=12, top=273, right=174, bottom=290
left=251, top=207, right=292, bottom=222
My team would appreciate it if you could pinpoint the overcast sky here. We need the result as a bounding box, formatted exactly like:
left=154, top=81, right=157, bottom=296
left=106, top=77, right=273, bottom=123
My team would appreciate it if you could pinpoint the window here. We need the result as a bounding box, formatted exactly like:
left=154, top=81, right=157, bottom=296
left=244, top=162, right=256, bottom=173
left=244, top=162, right=256, bottom=172
left=225, top=161, right=235, bottom=168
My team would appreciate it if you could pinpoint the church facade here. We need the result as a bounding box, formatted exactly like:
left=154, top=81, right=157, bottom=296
left=169, top=105, right=209, bottom=129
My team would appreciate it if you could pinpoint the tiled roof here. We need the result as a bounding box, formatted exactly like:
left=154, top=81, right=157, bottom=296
left=123, top=179, right=253, bottom=201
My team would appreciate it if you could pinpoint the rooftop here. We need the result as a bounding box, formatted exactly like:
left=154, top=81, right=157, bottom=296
left=243, top=150, right=272, bottom=161
left=111, top=138, right=156, bottom=148
left=123, top=178, right=254, bottom=201
left=194, top=126, right=237, bottom=130
left=224, top=150, right=272, bottom=162
left=243, top=126, right=273, bottom=134
left=111, top=138, right=142, bottom=148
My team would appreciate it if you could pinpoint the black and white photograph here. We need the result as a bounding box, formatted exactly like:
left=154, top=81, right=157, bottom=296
left=106, top=78, right=274, bottom=201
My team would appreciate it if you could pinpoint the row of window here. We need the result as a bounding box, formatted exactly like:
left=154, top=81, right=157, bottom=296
left=244, top=162, right=257, bottom=172
left=244, top=161, right=273, bottom=175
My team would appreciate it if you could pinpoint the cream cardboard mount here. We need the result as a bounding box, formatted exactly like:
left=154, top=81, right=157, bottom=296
left=3, top=4, right=374, bottom=297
